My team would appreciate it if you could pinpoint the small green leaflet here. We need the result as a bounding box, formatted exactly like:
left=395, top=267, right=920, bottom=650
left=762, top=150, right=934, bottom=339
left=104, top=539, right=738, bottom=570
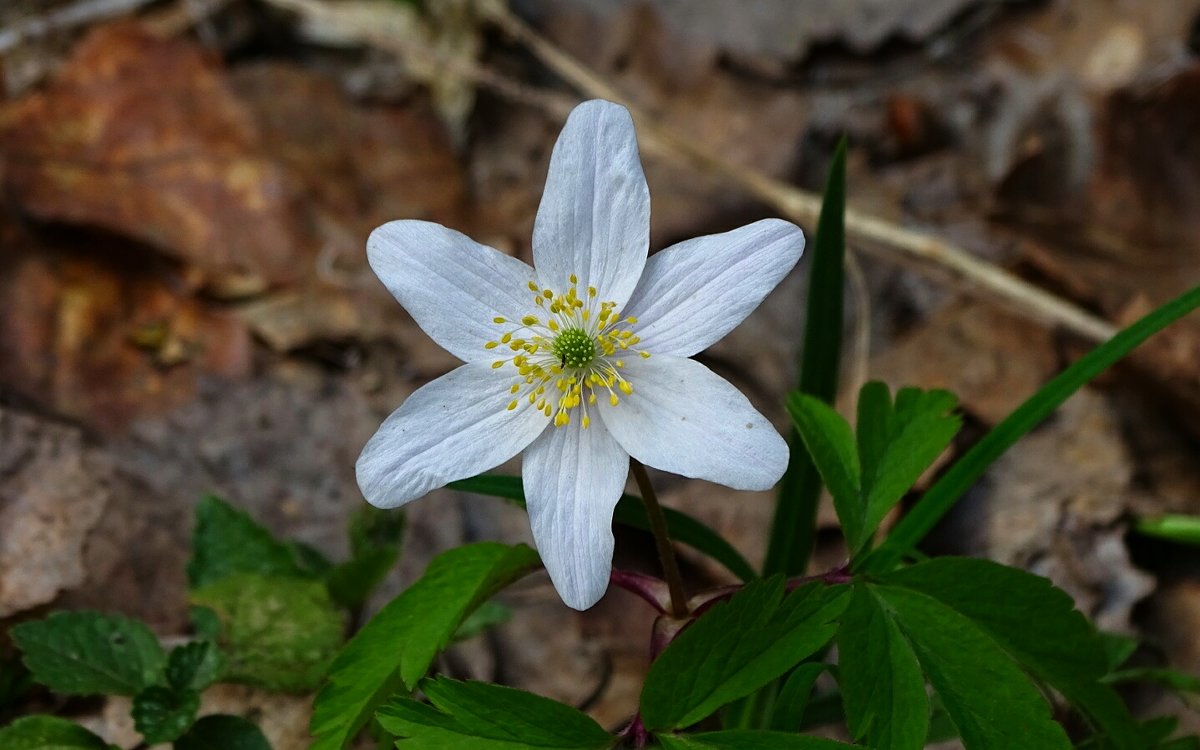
left=166, top=640, right=225, bottom=693
left=882, top=558, right=1140, bottom=749
left=375, top=677, right=612, bottom=749
left=449, top=474, right=756, bottom=581
left=189, top=574, right=344, bottom=693
left=131, top=684, right=200, bottom=744
left=767, top=663, right=827, bottom=731
left=0, top=716, right=118, bottom=750
left=174, top=715, right=273, bottom=750
left=187, top=495, right=307, bottom=588
left=658, top=730, right=858, bottom=749
left=640, top=579, right=848, bottom=731
left=309, top=542, right=540, bottom=750
left=875, top=584, right=1072, bottom=750
left=863, top=285, right=1200, bottom=573
left=837, top=586, right=928, bottom=750
left=11, top=611, right=166, bottom=696
left=787, top=384, right=959, bottom=555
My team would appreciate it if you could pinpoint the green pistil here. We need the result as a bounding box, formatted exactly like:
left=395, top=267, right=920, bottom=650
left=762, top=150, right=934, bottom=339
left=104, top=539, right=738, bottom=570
left=552, top=327, right=595, bottom=368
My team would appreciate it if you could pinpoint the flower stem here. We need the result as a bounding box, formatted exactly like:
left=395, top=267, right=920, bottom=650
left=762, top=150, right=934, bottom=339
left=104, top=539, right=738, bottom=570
left=630, top=458, right=688, bottom=618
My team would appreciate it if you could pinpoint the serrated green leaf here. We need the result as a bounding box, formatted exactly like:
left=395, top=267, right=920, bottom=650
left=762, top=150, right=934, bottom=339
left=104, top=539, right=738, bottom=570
left=837, top=585, right=928, bottom=750
left=859, top=388, right=959, bottom=552
left=785, top=394, right=862, bottom=547
left=174, top=715, right=272, bottom=750
left=865, top=285, right=1200, bottom=573
left=882, top=558, right=1139, bottom=749
left=767, top=663, right=826, bottom=731
left=658, top=730, right=857, bottom=749
left=309, top=542, right=540, bottom=750
left=1100, top=632, right=1139, bottom=672
left=765, top=137, right=848, bottom=578
left=449, top=474, right=756, bottom=581
left=373, top=677, right=611, bottom=749
left=166, top=641, right=224, bottom=692
left=873, top=584, right=1072, bottom=750
left=187, top=495, right=307, bottom=589
left=12, top=612, right=165, bottom=696
left=132, top=684, right=199, bottom=744
left=641, top=579, right=849, bottom=731
left=0, top=716, right=117, bottom=750
left=189, top=574, right=344, bottom=692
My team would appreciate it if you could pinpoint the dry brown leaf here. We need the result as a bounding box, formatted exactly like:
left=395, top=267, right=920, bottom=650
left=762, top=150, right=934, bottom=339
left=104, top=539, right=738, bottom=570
left=0, top=23, right=314, bottom=283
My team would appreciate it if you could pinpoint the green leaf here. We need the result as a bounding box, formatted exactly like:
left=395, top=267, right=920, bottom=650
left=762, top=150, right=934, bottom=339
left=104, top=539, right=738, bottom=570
left=1106, top=667, right=1200, bottom=694
left=864, top=285, right=1200, bottom=573
left=836, top=585, right=928, bottom=750
left=166, top=641, right=224, bottom=692
left=189, top=574, right=344, bottom=692
left=309, top=542, right=540, bottom=750
left=11, top=611, right=166, bottom=696
left=1100, top=632, right=1139, bottom=672
left=374, top=677, right=612, bottom=749
left=187, top=495, right=306, bottom=589
left=1135, top=514, right=1200, bottom=545
left=882, top=558, right=1139, bottom=749
left=855, top=381, right=893, bottom=487
left=785, top=393, right=862, bottom=548
left=174, top=715, right=272, bottom=750
left=131, top=685, right=199, bottom=744
left=449, top=474, right=755, bottom=581
left=859, top=388, right=958, bottom=552
left=873, top=583, right=1072, bottom=750
left=764, top=137, right=847, bottom=577
left=0, top=716, right=117, bottom=750
left=640, top=579, right=849, bottom=731
left=767, top=663, right=826, bottom=731
left=658, top=730, right=857, bottom=749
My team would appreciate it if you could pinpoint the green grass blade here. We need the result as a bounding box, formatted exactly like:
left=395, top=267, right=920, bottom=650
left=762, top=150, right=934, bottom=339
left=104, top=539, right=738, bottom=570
left=763, top=138, right=847, bottom=577
left=448, top=474, right=757, bottom=582
left=1134, top=514, right=1200, bottom=546
left=861, top=285, right=1200, bottom=573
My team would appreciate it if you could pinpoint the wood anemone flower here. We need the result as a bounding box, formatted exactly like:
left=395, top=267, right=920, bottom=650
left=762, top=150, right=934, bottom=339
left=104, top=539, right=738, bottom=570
left=357, top=99, right=805, bottom=610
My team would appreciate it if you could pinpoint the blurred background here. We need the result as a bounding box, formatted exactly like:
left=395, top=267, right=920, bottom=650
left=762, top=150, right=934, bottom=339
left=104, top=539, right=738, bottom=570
left=2, top=0, right=1200, bottom=745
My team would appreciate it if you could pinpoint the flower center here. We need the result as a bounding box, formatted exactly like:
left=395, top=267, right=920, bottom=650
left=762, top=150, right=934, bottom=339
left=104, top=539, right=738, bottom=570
left=484, top=274, right=650, bottom=428
left=552, top=327, right=596, bottom=368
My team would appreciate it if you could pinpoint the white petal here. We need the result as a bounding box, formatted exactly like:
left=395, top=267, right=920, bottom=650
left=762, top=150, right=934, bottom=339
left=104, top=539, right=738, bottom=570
left=533, top=100, right=650, bottom=306
left=368, top=220, right=537, bottom=363
left=357, top=362, right=550, bottom=509
left=622, top=219, right=805, bottom=357
left=523, top=420, right=629, bottom=610
left=597, top=356, right=788, bottom=490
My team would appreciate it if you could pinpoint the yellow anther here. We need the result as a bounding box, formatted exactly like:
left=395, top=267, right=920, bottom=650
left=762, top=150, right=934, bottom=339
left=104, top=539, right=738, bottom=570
left=640, top=351, right=651, bottom=358
left=610, top=394, right=620, bottom=406
left=543, top=404, right=552, bottom=417
left=543, top=288, right=553, bottom=298
left=626, top=316, right=638, bottom=324
left=493, top=316, right=507, bottom=324
left=548, top=320, right=559, bottom=331
left=528, top=281, right=539, bottom=292
left=500, top=332, right=512, bottom=343
left=555, top=411, right=569, bottom=427
left=619, top=381, right=633, bottom=395
left=484, top=341, right=498, bottom=350
left=507, top=400, right=518, bottom=411
left=588, top=286, right=597, bottom=297
left=582, top=415, right=591, bottom=429
left=569, top=273, right=578, bottom=284
left=510, top=384, right=520, bottom=394
left=589, top=393, right=597, bottom=405
left=491, top=361, right=505, bottom=369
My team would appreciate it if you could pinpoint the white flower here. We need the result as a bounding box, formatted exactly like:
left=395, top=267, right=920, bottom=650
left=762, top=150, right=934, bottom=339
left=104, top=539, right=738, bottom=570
left=357, top=99, right=805, bottom=610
